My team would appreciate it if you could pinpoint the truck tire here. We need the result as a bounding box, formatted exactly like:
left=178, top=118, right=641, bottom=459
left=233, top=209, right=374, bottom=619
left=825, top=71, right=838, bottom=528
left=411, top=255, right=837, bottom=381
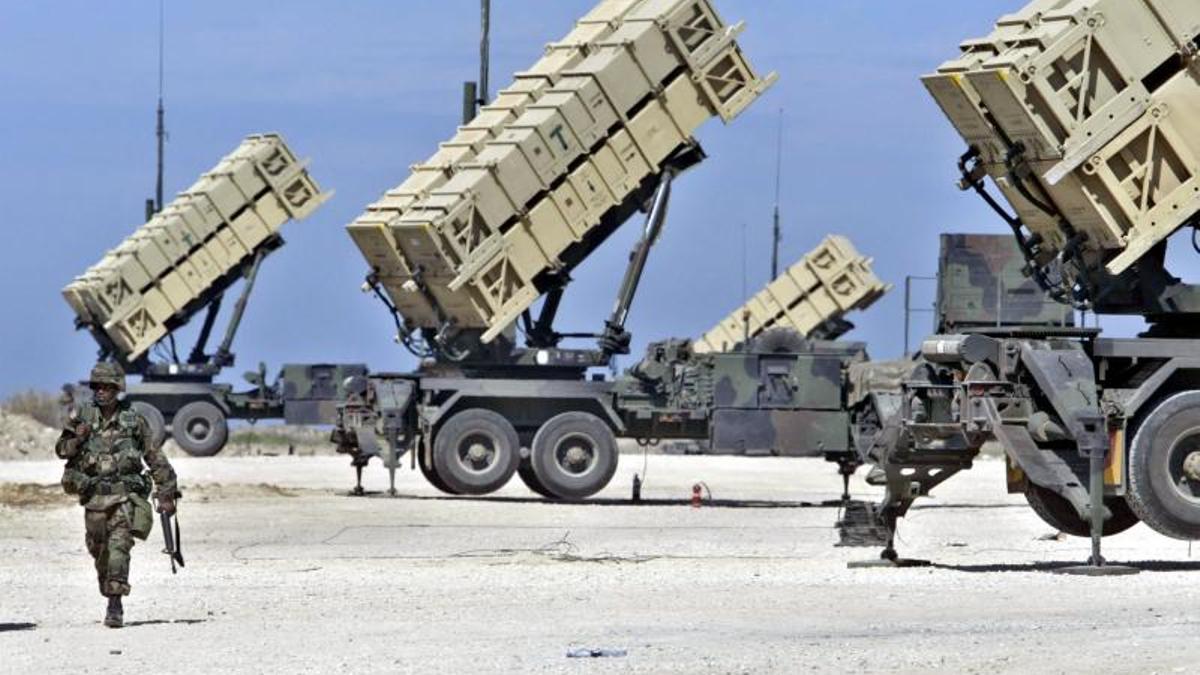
left=170, top=401, right=229, bottom=457
left=530, top=412, right=618, bottom=500
left=130, top=401, right=167, bottom=449
left=1127, top=391, right=1200, bottom=540
left=419, top=446, right=461, bottom=495
left=518, top=458, right=555, bottom=498
left=1023, top=482, right=1138, bottom=537
left=432, top=409, right=520, bottom=495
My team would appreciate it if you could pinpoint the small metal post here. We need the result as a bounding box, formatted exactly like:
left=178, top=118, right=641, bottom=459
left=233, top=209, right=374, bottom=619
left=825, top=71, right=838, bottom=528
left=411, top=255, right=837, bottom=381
left=478, top=0, right=491, bottom=108
left=1055, top=442, right=1138, bottom=575
left=904, top=276, right=912, bottom=354
left=1088, top=447, right=1105, bottom=565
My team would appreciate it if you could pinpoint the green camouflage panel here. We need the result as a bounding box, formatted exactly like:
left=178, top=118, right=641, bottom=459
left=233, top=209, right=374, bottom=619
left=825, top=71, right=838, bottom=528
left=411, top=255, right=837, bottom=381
left=937, top=234, right=1074, bottom=332
left=710, top=351, right=844, bottom=410
left=617, top=338, right=863, bottom=457
left=57, top=400, right=179, bottom=597
left=278, top=363, right=370, bottom=425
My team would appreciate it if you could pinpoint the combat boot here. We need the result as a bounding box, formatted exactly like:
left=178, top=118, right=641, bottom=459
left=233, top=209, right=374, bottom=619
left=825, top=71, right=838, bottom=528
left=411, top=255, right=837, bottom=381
left=104, top=596, right=123, bottom=628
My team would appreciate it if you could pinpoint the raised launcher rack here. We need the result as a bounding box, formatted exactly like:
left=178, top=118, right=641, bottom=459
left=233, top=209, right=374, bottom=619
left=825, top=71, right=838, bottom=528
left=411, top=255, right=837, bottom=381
left=923, top=0, right=1200, bottom=283
left=348, top=0, right=776, bottom=351
left=693, top=236, right=889, bottom=354
left=63, top=134, right=331, bottom=370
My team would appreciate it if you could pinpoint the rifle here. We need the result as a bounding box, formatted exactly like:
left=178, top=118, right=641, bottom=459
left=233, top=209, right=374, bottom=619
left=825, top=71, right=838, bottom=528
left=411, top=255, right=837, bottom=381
left=159, top=506, right=185, bottom=573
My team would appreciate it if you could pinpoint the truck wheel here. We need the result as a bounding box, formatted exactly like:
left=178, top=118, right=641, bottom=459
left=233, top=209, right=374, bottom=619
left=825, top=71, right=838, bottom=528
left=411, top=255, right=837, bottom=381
left=432, top=409, right=520, bottom=495
left=130, top=401, right=167, bottom=449
left=1128, top=391, right=1200, bottom=539
left=170, top=401, right=229, bottom=457
left=530, top=412, right=618, bottom=500
left=419, top=446, right=461, bottom=495
left=1023, top=482, right=1138, bottom=537
left=518, top=458, right=555, bottom=498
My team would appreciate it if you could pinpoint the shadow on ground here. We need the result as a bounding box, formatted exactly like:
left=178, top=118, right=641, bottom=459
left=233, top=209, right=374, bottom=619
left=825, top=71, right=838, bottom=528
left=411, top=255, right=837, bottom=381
left=933, top=560, right=1200, bottom=574
left=344, top=491, right=834, bottom=509
left=121, top=619, right=209, bottom=628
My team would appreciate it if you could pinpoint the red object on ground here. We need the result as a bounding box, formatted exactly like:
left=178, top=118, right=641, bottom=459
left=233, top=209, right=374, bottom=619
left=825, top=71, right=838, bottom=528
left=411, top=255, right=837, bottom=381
left=691, top=484, right=702, bottom=509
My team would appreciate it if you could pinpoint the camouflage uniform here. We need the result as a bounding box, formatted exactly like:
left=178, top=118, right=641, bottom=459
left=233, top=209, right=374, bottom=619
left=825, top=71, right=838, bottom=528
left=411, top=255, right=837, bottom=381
left=56, top=372, right=179, bottom=599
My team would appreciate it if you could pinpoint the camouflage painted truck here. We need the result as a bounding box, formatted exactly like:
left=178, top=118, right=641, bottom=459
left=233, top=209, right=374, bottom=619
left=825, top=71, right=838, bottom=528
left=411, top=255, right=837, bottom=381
left=847, top=0, right=1200, bottom=567
left=334, top=0, right=896, bottom=500
left=644, top=236, right=888, bottom=481
left=63, top=134, right=367, bottom=456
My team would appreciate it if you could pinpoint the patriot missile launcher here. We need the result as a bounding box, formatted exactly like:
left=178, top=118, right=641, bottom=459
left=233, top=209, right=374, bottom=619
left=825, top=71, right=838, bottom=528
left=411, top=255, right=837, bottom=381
left=694, top=235, right=889, bottom=354
left=348, top=0, right=776, bottom=359
left=334, top=0, right=823, bottom=500
left=64, top=134, right=329, bottom=363
left=850, top=0, right=1200, bottom=569
left=63, top=135, right=365, bottom=456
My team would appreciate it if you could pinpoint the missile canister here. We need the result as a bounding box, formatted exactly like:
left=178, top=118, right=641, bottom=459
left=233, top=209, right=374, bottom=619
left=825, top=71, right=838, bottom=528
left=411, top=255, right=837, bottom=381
left=694, top=236, right=889, bottom=354
left=63, top=134, right=330, bottom=361
left=924, top=0, right=1200, bottom=274
left=349, top=0, right=776, bottom=343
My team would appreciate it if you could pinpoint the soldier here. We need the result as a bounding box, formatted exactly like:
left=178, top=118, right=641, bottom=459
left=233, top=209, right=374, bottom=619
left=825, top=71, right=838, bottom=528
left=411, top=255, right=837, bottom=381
left=55, top=362, right=180, bottom=628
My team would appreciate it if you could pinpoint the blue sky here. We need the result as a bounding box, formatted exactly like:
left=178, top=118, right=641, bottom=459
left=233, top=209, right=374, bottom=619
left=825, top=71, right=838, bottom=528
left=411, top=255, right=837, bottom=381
left=0, top=0, right=1154, bottom=395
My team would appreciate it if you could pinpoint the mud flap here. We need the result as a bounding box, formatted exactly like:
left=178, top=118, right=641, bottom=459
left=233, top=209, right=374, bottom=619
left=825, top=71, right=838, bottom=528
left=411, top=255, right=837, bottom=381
left=983, top=399, right=1097, bottom=521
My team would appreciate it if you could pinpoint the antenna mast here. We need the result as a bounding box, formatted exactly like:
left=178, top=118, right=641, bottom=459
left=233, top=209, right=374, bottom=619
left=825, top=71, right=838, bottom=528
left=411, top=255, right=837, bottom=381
left=147, top=0, right=167, bottom=221
left=462, top=0, right=492, bottom=125
left=479, top=0, right=491, bottom=109
left=771, top=108, right=783, bottom=280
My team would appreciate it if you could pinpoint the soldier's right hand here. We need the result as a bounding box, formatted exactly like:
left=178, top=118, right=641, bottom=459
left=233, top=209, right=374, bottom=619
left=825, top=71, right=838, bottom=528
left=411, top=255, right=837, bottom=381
left=74, top=422, right=91, bottom=440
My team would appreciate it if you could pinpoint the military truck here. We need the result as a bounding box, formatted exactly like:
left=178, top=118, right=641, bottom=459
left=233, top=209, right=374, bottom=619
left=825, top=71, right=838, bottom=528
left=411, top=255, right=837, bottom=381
left=332, top=0, right=902, bottom=500
left=848, top=0, right=1200, bottom=566
left=648, top=235, right=887, bottom=466
left=337, top=228, right=888, bottom=499
left=63, top=134, right=367, bottom=456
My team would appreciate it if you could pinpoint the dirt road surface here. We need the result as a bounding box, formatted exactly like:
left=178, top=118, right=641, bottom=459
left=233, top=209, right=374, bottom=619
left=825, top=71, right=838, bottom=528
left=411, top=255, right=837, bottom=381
left=2, top=454, right=1198, bottom=674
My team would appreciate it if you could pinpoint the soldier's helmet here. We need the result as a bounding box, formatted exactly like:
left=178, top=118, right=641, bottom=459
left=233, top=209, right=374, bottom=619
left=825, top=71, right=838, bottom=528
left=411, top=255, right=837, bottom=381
left=88, top=362, right=126, bottom=392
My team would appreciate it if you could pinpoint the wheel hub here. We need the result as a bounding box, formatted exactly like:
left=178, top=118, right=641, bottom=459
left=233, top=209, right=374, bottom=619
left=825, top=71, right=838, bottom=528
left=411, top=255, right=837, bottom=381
left=1183, top=451, right=1200, bottom=482
left=189, top=420, right=211, bottom=440
left=564, top=445, right=589, bottom=467
left=556, top=434, right=596, bottom=476
left=458, top=433, right=496, bottom=472
left=467, top=443, right=490, bottom=463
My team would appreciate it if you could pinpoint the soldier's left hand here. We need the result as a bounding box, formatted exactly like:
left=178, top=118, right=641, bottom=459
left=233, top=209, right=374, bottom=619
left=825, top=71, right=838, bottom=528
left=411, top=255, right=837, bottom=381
left=157, top=498, right=176, bottom=516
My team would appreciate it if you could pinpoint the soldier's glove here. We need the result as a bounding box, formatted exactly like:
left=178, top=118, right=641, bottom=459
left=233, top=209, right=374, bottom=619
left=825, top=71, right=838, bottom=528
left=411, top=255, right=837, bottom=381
left=74, top=422, right=91, bottom=441
left=156, top=497, right=176, bottom=516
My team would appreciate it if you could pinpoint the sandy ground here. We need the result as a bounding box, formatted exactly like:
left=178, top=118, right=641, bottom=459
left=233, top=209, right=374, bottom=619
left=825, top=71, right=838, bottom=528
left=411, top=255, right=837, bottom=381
left=2, top=453, right=1199, bottom=674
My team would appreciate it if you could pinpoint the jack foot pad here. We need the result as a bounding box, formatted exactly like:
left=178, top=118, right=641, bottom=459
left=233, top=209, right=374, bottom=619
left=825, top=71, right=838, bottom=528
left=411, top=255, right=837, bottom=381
left=1052, top=563, right=1140, bottom=576
left=847, top=556, right=931, bottom=569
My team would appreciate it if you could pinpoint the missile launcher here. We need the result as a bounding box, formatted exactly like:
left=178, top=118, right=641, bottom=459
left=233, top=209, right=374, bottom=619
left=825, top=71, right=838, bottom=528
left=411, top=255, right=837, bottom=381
left=349, top=0, right=776, bottom=348
left=694, top=236, right=889, bottom=354
left=62, top=134, right=330, bottom=364
left=924, top=0, right=1200, bottom=277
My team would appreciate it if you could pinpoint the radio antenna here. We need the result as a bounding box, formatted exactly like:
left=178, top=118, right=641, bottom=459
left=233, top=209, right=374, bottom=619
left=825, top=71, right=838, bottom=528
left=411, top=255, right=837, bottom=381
left=771, top=108, right=783, bottom=280
left=151, top=0, right=167, bottom=218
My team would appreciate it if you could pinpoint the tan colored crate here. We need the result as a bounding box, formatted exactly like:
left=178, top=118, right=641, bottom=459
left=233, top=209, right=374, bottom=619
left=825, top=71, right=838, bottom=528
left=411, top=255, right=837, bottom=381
left=348, top=0, right=774, bottom=341
left=62, top=133, right=329, bottom=362
left=926, top=0, right=1200, bottom=274
left=694, top=236, right=890, bottom=354
left=158, top=270, right=193, bottom=313
left=348, top=0, right=646, bottom=242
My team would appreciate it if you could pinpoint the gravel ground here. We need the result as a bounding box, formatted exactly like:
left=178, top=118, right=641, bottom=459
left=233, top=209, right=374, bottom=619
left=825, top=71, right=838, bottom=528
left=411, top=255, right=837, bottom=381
left=2, top=454, right=1199, bottom=674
